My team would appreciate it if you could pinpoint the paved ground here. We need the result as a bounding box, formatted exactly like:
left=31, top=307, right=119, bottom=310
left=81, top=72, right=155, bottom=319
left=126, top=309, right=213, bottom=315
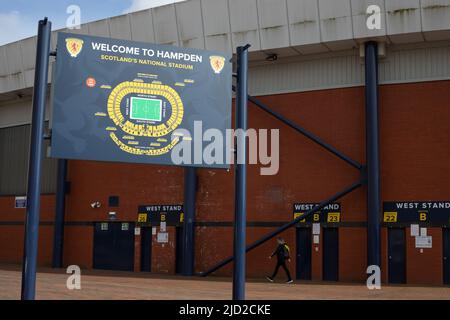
left=1, top=264, right=449, bottom=300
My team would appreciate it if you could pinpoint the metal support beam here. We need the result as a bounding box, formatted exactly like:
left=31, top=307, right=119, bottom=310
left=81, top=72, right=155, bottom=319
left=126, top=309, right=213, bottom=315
left=202, top=180, right=362, bottom=276
left=182, top=167, right=197, bottom=276
left=21, top=18, right=52, bottom=300
left=233, top=45, right=250, bottom=300
left=365, top=41, right=381, bottom=268
left=231, top=86, right=362, bottom=170
left=52, top=159, right=67, bottom=268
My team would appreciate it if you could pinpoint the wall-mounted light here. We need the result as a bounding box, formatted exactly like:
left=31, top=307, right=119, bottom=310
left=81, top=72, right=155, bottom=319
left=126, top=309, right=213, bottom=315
left=265, top=53, right=278, bottom=62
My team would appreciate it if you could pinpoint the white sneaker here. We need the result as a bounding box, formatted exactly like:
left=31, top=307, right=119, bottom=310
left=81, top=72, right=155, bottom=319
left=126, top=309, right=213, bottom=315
left=286, top=280, right=294, bottom=284
left=266, top=276, right=274, bottom=282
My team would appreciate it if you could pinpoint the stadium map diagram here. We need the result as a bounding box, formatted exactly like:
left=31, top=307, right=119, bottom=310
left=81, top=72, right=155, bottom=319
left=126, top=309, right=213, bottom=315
left=50, top=33, right=231, bottom=168
left=105, top=79, right=185, bottom=156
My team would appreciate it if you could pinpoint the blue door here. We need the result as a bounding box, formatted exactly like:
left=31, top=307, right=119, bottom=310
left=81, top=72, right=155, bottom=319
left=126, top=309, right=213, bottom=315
left=388, top=228, right=406, bottom=284
left=140, top=227, right=152, bottom=272
left=444, top=228, right=450, bottom=285
left=176, top=227, right=183, bottom=274
left=296, top=227, right=312, bottom=280
left=323, top=227, right=339, bottom=281
left=93, top=222, right=135, bottom=271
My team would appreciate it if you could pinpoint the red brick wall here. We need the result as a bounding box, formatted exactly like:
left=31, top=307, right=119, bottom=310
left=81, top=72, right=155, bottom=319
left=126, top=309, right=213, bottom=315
left=0, top=195, right=55, bottom=266
left=151, top=227, right=176, bottom=274
left=0, top=195, right=55, bottom=222
left=0, top=80, right=449, bottom=285
left=195, top=226, right=233, bottom=276
left=134, top=231, right=141, bottom=272
left=380, top=82, right=450, bottom=201
left=0, top=225, right=24, bottom=264
left=0, top=225, right=53, bottom=266
left=65, top=161, right=184, bottom=223
left=312, top=231, right=322, bottom=281
left=406, top=227, right=443, bottom=285
left=339, top=227, right=367, bottom=282
left=63, top=226, right=93, bottom=268
left=379, top=81, right=450, bottom=285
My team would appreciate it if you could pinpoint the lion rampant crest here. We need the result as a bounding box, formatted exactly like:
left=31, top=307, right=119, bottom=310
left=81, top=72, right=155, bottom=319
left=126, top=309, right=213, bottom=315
left=65, top=38, right=84, bottom=58
left=209, top=55, right=226, bottom=74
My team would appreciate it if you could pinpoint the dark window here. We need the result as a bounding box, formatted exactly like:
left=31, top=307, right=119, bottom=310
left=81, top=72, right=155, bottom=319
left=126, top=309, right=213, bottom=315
left=108, top=196, right=119, bottom=207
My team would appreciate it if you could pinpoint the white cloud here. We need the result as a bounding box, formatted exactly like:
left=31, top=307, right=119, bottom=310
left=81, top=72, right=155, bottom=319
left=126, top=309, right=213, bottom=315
left=123, top=0, right=186, bottom=14
left=0, top=11, right=36, bottom=46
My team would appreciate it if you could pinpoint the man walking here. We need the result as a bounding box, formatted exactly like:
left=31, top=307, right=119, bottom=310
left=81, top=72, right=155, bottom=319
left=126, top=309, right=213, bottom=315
left=266, top=237, right=293, bottom=284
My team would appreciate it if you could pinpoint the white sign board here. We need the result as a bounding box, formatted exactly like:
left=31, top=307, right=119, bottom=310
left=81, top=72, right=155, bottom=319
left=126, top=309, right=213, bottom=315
left=313, top=235, right=320, bottom=244
left=415, top=236, right=432, bottom=248
left=160, top=221, right=167, bottom=232
left=312, top=223, right=321, bottom=235
left=420, top=228, right=427, bottom=237
left=134, top=227, right=141, bottom=235
left=157, top=232, right=169, bottom=243
left=15, top=196, right=27, bottom=208
left=410, top=224, right=419, bottom=237
left=152, top=227, right=157, bottom=235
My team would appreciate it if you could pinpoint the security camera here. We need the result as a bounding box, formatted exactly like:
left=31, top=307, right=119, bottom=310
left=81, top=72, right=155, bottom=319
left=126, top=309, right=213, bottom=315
left=90, top=201, right=101, bottom=209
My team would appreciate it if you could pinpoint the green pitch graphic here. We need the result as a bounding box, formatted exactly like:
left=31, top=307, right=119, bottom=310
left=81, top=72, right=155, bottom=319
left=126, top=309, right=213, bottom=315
left=130, top=97, right=162, bottom=121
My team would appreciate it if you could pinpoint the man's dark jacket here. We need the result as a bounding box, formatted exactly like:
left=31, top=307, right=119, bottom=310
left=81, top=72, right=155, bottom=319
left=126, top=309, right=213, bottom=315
left=271, top=244, right=290, bottom=262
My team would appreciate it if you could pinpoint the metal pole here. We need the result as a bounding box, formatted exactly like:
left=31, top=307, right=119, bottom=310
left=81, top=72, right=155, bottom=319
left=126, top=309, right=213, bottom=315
left=365, top=41, right=381, bottom=268
left=233, top=44, right=250, bottom=300
left=182, top=167, right=197, bottom=276
left=201, top=180, right=362, bottom=276
left=21, top=18, right=52, bottom=300
left=52, top=159, right=67, bottom=268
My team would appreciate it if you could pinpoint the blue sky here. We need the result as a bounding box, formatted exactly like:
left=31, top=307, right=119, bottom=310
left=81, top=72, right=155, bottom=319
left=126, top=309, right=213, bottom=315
left=0, top=0, right=185, bottom=45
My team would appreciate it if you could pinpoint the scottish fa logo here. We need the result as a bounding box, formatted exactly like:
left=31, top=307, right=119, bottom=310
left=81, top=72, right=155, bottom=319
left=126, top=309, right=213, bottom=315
left=65, top=38, right=84, bottom=58
left=209, top=55, right=225, bottom=74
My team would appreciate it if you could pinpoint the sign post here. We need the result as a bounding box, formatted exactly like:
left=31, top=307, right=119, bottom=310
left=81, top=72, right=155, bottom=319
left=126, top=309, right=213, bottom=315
left=365, top=41, right=381, bottom=270
left=232, top=44, right=250, bottom=300
left=23, top=27, right=232, bottom=299
left=21, top=18, right=52, bottom=300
